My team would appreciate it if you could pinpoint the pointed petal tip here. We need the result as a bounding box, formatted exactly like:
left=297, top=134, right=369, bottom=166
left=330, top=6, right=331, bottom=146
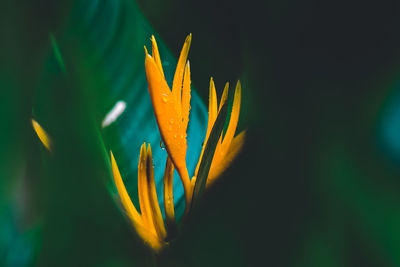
left=140, top=143, right=147, bottom=157
left=235, top=80, right=242, bottom=96
left=144, top=46, right=149, bottom=57
left=224, top=82, right=230, bottom=90
left=219, top=82, right=230, bottom=111
left=147, top=143, right=152, bottom=155
left=184, top=34, right=192, bottom=50
left=150, top=35, right=157, bottom=46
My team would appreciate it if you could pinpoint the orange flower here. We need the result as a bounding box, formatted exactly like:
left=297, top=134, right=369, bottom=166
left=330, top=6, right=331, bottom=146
left=111, top=35, right=245, bottom=250
left=29, top=34, right=246, bottom=252
left=144, top=35, right=193, bottom=209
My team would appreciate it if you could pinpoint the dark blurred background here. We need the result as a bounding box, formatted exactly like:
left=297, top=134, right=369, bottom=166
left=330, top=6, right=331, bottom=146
left=1, top=0, right=400, bottom=266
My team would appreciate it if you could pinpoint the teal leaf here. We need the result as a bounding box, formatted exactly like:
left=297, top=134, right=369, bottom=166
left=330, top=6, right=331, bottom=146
left=63, top=0, right=208, bottom=221
left=0, top=208, right=40, bottom=267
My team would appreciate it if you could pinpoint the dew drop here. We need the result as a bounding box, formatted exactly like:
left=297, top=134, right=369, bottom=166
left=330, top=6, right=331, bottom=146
left=174, top=134, right=177, bottom=139
left=161, top=94, right=168, bottom=102
left=160, top=140, right=165, bottom=149
left=169, top=119, right=174, bottom=125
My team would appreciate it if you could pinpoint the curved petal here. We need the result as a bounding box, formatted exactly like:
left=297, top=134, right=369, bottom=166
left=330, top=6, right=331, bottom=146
left=163, top=156, right=175, bottom=226
left=151, top=35, right=165, bottom=79
left=221, top=81, right=241, bottom=150
left=194, top=78, right=218, bottom=177
left=172, top=34, right=192, bottom=118
left=111, top=151, right=143, bottom=227
left=208, top=81, right=242, bottom=174
left=145, top=145, right=167, bottom=240
left=145, top=53, right=191, bottom=205
left=137, top=144, right=156, bottom=235
left=182, top=62, right=191, bottom=132
left=207, top=131, right=246, bottom=185
left=112, top=150, right=165, bottom=250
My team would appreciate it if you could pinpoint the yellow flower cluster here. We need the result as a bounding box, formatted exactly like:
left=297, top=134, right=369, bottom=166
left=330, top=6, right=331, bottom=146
left=110, top=35, right=244, bottom=250
left=31, top=34, right=245, bottom=252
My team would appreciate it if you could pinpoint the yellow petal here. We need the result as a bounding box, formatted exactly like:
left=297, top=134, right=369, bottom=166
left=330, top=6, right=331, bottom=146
left=208, top=77, right=218, bottom=139
left=110, top=152, right=146, bottom=231
left=207, top=81, right=241, bottom=180
left=111, top=150, right=164, bottom=251
left=145, top=54, right=186, bottom=166
left=151, top=35, right=165, bottom=79
left=145, top=144, right=167, bottom=240
left=190, top=176, right=197, bottom=189
left=137, top=143, right=157, bottom=236
left=207, top=131, right=246, bottom=186
left=218, top=82, right=229, bottom=113
left=31, top=119, right=51, bottom=151
left=213, top=82, right=230, bottom=154
left=145, top=51, right=192, bottom=211
left=134, top=221, right=164, bottom=251
left=111, top=151, right=143, bottom=226
left=163, top=156, right=175, bottom=226
left=194, top=78, right=218, bottom=177
left=182, top=61, right=191, bottom=132
left=222, top=81, right=241, bottom=151
left=172, top=34, right=192, bottom=118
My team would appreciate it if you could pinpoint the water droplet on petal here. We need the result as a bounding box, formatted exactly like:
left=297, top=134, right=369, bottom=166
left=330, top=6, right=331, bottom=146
left=169, top=119, right=174, bottom=125
left=161, top=94, right=168, bottom=102
left=160, top=140, right=165, bottom=149
left=174, top=134, right=177, bottom=139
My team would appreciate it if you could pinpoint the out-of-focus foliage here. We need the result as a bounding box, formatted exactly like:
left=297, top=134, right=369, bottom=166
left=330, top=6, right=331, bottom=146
left=2, top=0, right=400, bottom=266
left=1, top=0, right=208, bottom=265
left=32, top=0, right=211, bottom=265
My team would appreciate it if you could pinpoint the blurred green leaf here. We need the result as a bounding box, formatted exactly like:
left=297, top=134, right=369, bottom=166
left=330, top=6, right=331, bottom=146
left=29, top=0, right=209, bottom=264
left=61, top=0, right=208, bottom=221
left=50, top=34, right=66, bottom=74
